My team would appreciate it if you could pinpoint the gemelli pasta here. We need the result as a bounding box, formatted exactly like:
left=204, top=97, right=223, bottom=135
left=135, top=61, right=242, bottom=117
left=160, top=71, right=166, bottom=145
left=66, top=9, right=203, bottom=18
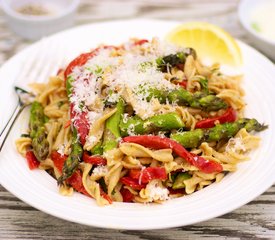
left=16, top=38, right=267, bottom=205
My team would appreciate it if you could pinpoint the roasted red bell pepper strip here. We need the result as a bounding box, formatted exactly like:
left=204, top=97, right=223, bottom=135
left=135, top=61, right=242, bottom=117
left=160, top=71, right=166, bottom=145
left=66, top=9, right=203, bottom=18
left=65, top=46, right=118, bottom=145
left=120, top=188, right=134, bottom=202
left=25, top=150, right=40, bottom=170
left=64, top=46, right=118, bottom=80
left=64, top=51, right=96, bottom=79
left=120, top=177, right=146, bottom=190
left=51, top=150, right=68, bottom=172
left=178, top=80, right=187, bottom=89
left=129, top=167, right=167, bottom=184
left=69, top=104, right=90, bottom=146
left=189, top=152, right=223, bottom=173
left=122, top=135, right=223, bottom=173
left=51, top=151, right=112, bottom=203
left=134, top=39, right=149, bottom=45
left=67, top=170, right=90, bottom=196
left=83, top=151, right=107, bottom=166
left=195, top=107, right=237, bottom=129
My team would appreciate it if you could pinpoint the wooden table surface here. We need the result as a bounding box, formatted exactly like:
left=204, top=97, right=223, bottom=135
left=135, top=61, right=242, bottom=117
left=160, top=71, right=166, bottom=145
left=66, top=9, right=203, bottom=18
left=0, top=0, right=274, bottom=239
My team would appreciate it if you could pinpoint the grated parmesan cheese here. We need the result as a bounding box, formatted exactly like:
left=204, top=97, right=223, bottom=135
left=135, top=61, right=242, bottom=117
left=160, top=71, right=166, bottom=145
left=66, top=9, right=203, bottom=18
left=146, top=180, right=169, bottom=202
left=92, top=165, right=108, bottom=176
left=57, top=144, right=66, bottom=156
left=226, top=137, right=246, bottom=153
left=85, top=135, right=97, bottom=146
left=68, top=39, right=187, bottom=134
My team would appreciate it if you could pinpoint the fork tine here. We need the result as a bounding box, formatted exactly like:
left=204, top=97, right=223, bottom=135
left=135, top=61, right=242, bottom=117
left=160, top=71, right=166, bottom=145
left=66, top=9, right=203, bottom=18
left=1, top=39, right=66, bottom=148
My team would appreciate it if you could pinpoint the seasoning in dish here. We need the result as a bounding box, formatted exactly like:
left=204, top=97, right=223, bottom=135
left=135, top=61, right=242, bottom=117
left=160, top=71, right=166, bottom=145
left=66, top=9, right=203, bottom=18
left=16, top=4, right=53, bottom=16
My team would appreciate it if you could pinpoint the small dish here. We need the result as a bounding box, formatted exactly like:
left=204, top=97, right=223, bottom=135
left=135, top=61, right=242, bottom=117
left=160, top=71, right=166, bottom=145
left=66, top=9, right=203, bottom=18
left=238, top=0, right=275, bottom=60
left=2, top=0, right=80, bottom=40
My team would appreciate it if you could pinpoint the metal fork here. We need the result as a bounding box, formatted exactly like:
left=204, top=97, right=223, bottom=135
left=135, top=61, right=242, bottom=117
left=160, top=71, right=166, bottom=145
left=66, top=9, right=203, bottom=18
left=0, top=39, right=66, bottom=152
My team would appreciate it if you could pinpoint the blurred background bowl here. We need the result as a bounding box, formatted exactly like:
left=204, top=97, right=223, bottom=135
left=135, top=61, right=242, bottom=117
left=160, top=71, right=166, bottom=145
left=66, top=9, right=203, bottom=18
left=2, top=0, right=80, bottom=40
left=238, top=0, right=275, bottom=60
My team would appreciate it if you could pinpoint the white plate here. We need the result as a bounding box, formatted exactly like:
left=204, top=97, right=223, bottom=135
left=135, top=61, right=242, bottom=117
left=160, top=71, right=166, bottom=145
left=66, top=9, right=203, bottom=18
left=0, top=19, right=274, bottom=230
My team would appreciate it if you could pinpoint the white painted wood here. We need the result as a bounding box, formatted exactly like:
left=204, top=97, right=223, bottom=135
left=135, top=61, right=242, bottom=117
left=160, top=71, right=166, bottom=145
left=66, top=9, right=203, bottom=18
left=0, top=0, right=274, bottom=238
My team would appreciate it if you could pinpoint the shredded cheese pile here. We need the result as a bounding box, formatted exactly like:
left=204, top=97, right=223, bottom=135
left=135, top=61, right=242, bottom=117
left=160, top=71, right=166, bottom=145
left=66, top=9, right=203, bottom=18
left=69, top=38, right=185, bottom=142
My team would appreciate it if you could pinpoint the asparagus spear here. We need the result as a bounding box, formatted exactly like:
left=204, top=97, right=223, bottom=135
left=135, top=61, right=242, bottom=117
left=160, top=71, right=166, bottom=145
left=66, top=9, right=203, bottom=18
left=136, top=50, right=226, bottom=111
left=119, top=112, right=185, bottom=136
left=66, top=75, right=74, bottom=96
left=172, top=172, right=192, bottom=190
left=156, top=48, right=196, bottom=72
left=142, top=87, right=227, bottom=112
left=170, top=118, right=267, bottom=148
left=29, top=101, right=49, bottom=161
left=58, top=127, right=83, bottom=183
left=102, top=98, right=125, bottom=152
left=91, top=141, right=103, bottom=155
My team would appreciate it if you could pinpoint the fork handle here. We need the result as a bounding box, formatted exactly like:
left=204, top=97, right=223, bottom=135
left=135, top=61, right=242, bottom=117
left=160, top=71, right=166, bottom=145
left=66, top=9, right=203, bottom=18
left=0, top=104, right=25, bottom=152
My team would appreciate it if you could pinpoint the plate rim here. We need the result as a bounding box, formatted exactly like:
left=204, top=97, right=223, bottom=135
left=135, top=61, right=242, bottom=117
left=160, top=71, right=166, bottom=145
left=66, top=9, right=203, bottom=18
left=0, top=18, right=275, bottom=230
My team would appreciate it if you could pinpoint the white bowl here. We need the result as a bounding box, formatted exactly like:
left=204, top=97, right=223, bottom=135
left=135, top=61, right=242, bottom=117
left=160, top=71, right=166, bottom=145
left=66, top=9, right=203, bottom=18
left=238, top=0, right=275, bottom=60
left=2, top=0, right=80, bottom=40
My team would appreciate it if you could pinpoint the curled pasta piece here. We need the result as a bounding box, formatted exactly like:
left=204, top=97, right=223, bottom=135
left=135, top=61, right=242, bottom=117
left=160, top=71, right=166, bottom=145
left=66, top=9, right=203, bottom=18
left=32, top=76, right=67, bottom=107
left=82, top=163, right=110, bottom=206
left=215, top=173, right=225, bottom=183
left=223, top=128, right=260, bottom=164
left=44, top=100, right=69, bottom=118
left=84, top=108, right=117, bottom=150
left=197, top=180, right=212, bottom=190
left=104, top=148, right=124, bottom=167
left=29, top=82, right=46, bottom=95
left=175, top=106, right=196, bottom=130
left=59, top=184, right=74, bottom=196
left=194, top=59, right=213, bottom=78
left=45, top=120, right=60, bottom=153
left=122, top=155, right=142, bottom=169
left=139, top=157, right=153, bottom=165
left=111, top=183, right=123, bottom=202
left=164, top=161, right=180, bottom=174
left=199, top=142, right=240, bottom=169
left=186, top=75, right=203, bottom=93
left=217, top=89, right=245, bottom=110
left=174, top=157, right=198, bottom=171
left=15, top=137, right=32, bottom=156
left=105, top=162, right=123, bottom=196
left=235, top=128, right=260, bottom=151
left=209, top=73, right=244, bottom=96
left=37, top=85, right=58, bottom=106
left=195, top=172, right=218, bottom=181
left=52, top=120, right=72, bottom=153
left=119, top=142, right=173, bottom=162
left=184, top=175, right=202, bottom=194
left=184, top=55, right=196, bottom=81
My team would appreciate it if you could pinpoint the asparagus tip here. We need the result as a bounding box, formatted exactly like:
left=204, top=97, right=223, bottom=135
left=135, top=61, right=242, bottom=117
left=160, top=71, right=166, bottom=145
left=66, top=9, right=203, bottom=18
left=57, top=175, right=67, bottom=185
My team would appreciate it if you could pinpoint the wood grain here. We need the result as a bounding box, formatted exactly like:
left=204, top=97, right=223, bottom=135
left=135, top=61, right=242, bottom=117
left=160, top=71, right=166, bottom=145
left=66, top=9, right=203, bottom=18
left=0, top=0, right=274, bottom=239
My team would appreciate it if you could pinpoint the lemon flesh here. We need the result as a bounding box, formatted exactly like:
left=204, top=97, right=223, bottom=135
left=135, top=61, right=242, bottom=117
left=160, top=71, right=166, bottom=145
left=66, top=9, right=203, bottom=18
left=165, top=22, right=242, bottom=66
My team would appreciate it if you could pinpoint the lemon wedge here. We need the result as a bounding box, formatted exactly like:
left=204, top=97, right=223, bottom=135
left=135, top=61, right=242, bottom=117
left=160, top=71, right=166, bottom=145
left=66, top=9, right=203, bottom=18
left=165, top=22, right=242, bottom=66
